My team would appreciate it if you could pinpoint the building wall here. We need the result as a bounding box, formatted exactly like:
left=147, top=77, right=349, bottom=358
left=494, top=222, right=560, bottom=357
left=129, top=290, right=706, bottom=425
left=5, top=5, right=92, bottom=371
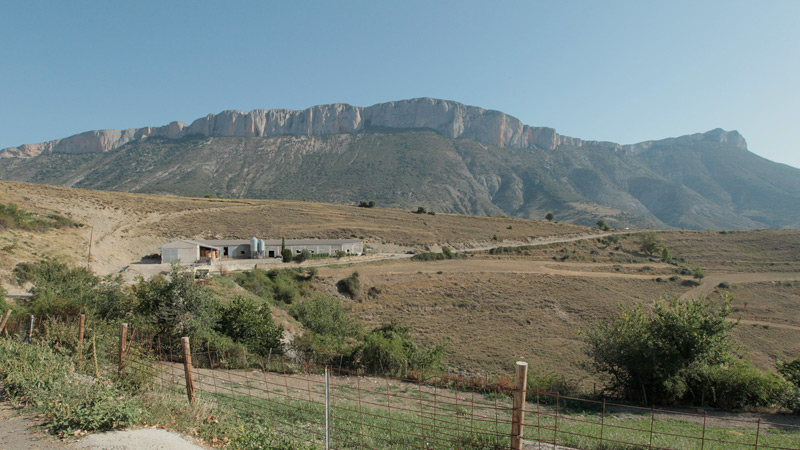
left=271, top=242, right=364, bottom=256
left=221, top=244, right=251, bottom=259
left=162, top=247, right=198, bottom=263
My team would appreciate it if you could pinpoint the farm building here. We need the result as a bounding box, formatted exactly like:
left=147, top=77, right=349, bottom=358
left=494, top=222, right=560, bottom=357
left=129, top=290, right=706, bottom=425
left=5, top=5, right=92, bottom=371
left=160, top=238, right=363, bottom=263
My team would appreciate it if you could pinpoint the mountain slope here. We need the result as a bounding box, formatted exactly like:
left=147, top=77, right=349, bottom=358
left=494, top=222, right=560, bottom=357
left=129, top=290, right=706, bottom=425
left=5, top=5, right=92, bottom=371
left=1, top=99, right=798, bottom=230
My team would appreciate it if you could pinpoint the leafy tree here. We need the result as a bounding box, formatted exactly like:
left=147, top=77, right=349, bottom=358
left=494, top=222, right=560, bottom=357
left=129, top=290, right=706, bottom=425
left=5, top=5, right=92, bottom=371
left=639, top=232, right=664, bottom=256
left=281, top=248, right=293, bottom=263
left=596, top=219, right=611, bottom=231
left=414, top=206, right=427, bottom=214
left=545, top=212, right=554, bottom=222
left=13, top=260, right=100, bottom=316
left=290, top=294, right=363, bottom=364
left=583, top=295, right=737, bottom=404
left=218, top=296, right=283, bottom=356
left=134, top=265, right=219, bottom=337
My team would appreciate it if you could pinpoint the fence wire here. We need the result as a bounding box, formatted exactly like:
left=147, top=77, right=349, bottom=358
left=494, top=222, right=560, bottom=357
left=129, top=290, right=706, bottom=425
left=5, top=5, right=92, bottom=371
left=3, top=312, right=800, bottom=450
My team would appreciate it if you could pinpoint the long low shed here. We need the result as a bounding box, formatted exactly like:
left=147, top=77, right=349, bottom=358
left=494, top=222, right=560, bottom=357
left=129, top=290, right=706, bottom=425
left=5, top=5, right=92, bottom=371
left=160, top=239, right=363, bottom=263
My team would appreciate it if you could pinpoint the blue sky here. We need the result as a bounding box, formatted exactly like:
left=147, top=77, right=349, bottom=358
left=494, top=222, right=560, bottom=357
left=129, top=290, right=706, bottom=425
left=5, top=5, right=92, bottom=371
left=1, top=1, right=798, bottom=168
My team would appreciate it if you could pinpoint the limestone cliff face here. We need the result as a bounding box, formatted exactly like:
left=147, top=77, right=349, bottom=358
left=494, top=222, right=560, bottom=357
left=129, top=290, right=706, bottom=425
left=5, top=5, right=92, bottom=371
left=0, top=98, right=747, bottom=158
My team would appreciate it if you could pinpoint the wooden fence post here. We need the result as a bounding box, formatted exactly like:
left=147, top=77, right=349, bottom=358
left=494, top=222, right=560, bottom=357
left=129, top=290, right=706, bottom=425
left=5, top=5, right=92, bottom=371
left=0, top=310, right=11, bottom=335
left=78, top=314, right=86, bottom=343
left=77, top=314, right=86, bottom=365
left=119, top=323, right=128, bottom=374
left=511, top=361, right=529, bottom=450
left=181, top=337, right=196, bottom=404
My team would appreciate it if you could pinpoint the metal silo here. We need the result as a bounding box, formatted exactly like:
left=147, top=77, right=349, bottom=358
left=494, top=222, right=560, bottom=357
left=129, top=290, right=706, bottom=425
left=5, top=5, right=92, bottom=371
left=250, top=237, right=258, bottom=258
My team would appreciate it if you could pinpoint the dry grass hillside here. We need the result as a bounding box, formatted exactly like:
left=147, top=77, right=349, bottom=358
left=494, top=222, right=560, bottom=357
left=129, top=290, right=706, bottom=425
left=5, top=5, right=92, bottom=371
left=3, top=180, right=799, bottom=385
left=0, top=180, right=586, bottom=287
left=316, top=231, right=800, bottom=385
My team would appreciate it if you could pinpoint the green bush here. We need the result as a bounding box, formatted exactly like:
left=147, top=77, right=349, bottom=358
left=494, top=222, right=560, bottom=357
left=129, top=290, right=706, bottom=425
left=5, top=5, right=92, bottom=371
left=686, top=361, right=794, bottom=410
left=0, top=203, right=81, bottom=232
left=526, top=370, right=580, bottom=399
left=357, top=324, right=446, bottom=377
left=232, top=268, right=316, bottom=304
left=292, top=249, right=311, bottom=263
left=48, top=381, right=142, bottom=433
left=0, top=339, right=141, bottom=434
left=218, top=296, right=283, bottom=357
left=281, top=248, right=293, bottom=263
left=694, top=268, right=706, bottom=279
left=291, top=295, right=361, bottom=338
left=336, top=272, right=360, bottom=298
left=777, top=356, right=800, bottom=388
left=412, top=248, right=461, bottom=261
left=584, top=295, right=737, bottom=404
left=290, top=294, right=363, bottom=366
left=0, top=283, right=10, bottom=312
left=11, top=262, right=129, bottom=320
left=134, top=265, right=220, bottom=337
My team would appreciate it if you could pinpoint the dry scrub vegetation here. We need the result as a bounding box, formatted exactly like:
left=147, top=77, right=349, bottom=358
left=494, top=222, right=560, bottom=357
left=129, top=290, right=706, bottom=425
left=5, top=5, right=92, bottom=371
left=318, top=259, right=689, bottom=384
left=316, top=231, right=800, bottom=388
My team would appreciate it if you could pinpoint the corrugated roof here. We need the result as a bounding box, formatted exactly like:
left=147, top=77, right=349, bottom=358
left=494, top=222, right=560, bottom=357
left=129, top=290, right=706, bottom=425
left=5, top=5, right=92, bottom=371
left=163, top=239, right=362, bottom=248
left=161, top=239, right=223, bottom=250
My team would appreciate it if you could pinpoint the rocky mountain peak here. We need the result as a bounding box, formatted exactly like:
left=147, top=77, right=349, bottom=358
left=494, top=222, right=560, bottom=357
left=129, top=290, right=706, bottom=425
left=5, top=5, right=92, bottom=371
left=0, top=98, right=745, bottom=158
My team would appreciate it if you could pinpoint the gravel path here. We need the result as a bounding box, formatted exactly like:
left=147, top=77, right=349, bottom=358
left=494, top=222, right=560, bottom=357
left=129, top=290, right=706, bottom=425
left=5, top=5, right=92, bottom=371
left=0, top=400, right=209, bottom=450
left=74, top=429, right=209, bottom=450
left=0, top=402, right=67, bottom=450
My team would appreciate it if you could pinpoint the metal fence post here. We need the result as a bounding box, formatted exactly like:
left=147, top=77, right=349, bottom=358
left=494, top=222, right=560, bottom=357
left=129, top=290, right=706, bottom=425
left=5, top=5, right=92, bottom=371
left=649, top=406, right=655, bottom=449
left=181, top=337, right=196, bottom=404
left=325, top=365, right=331, bottom=450
left=755, top=418, right=761, bottom=450
left=28, top=315, right=34, bottom=342
left=511, top=361, right=528, bottom=450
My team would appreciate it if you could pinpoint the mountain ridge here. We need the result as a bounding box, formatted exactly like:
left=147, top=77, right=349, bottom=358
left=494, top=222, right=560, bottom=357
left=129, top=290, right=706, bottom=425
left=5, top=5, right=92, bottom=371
left=1, top=98, right=796, bottom=231
left=0, top=98, right=747, bottom=158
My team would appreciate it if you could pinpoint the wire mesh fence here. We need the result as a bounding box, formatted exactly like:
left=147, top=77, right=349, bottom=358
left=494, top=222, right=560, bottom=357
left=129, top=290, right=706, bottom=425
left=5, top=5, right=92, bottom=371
left=3, top=311, right=800, bottom=450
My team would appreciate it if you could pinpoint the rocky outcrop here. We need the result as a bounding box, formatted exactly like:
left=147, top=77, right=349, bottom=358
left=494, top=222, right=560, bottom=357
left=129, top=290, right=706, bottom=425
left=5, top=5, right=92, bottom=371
left=622, top=128, right=748, bottom=154
left=0, top=98, right=747, bottom=158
